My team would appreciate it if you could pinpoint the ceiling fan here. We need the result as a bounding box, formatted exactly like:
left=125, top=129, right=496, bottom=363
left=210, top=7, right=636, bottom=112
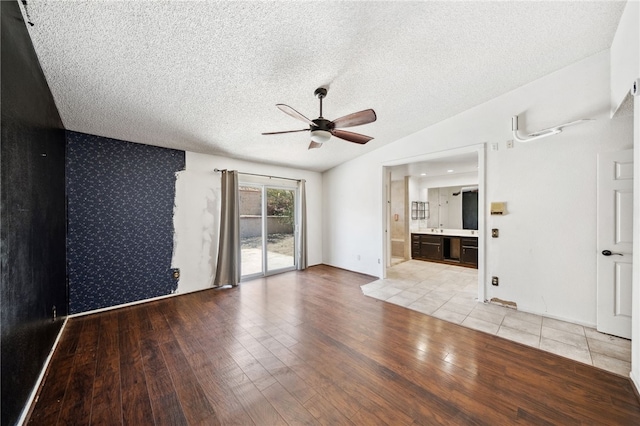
left=262, top=87, right=377, bottom=150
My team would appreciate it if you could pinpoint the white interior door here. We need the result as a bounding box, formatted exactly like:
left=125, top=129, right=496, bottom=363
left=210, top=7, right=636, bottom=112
left=597, top=149, right=634, bottom=339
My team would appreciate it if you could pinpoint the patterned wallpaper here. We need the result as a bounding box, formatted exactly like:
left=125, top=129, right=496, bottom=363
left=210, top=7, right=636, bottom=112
left=67, top=131, right=185, bottom=314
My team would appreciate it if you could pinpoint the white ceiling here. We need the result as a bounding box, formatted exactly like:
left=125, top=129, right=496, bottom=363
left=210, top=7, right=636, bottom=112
left=21, top=1, right=626, bottom=172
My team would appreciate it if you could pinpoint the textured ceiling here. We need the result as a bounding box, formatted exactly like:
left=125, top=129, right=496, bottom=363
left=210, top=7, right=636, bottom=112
left=21, top=1, right=625, bottom=172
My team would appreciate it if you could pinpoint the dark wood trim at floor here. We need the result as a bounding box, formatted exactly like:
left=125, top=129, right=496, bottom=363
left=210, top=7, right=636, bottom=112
left=28, top=265, right=640, bottom=425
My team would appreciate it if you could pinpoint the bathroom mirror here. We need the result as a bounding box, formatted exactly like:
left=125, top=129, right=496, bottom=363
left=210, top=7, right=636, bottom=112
left=426, top=186, right=478, bottom=230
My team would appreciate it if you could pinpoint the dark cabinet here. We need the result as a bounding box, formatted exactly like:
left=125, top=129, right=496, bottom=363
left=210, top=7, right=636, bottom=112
left=461, top=238, right=478, bottom=267
left=420, top=235, right=442, bottom=261
left=411, top=233, right=477, bottom=269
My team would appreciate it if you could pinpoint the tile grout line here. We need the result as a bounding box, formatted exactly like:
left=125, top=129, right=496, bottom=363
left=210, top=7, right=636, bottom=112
left=369, top=261, right=631, bottom=376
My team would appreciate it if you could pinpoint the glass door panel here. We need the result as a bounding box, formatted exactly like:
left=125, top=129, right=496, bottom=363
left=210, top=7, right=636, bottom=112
left=266, top=188, right=295, bottom=273
left=239, top=185, right=263, bottom=277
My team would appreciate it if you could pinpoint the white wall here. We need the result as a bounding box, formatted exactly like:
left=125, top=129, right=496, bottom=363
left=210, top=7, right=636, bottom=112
left=611, top=0, right=639, bottom=116
left=612, top=0, right=640, bottom=396
left=632, top=92, right=640, bottom=401
left=420, top=171, right=478, bottom=190
left=172, top=151, right=322, bottom=293
left=323, top=50, right=633, bottom=327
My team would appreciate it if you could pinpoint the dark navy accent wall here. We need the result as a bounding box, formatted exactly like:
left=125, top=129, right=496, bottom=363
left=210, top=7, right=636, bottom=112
left=1, top=2, right=68, bottom=425
left=67, top=131, right=184, bottom=314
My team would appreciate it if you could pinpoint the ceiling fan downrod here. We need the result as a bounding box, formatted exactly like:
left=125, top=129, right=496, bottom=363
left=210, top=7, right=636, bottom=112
left=314, top=87, right=327, bottom=118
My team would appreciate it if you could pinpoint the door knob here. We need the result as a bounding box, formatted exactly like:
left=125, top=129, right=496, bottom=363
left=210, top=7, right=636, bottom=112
left=602, top=250, right=623, bottom=256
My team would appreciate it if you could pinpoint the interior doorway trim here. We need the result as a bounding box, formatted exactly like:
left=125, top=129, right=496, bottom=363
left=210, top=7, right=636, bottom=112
left=381, top=143, right=487, bottom=303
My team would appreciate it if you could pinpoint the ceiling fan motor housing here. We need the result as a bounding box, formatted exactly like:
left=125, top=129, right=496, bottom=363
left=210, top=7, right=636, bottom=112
left=311, top=118, right=332, bottom=131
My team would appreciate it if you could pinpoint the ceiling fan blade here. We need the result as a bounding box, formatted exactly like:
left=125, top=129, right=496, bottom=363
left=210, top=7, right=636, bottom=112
left=276, top=104, right=315, bottom=126
left=331, top=109, right=377, bottom=129
left=308, top=141, right=323, bottom=150
left=262, top=129, right=309, bottom=135
left=331, top=129, right=373, bottom=144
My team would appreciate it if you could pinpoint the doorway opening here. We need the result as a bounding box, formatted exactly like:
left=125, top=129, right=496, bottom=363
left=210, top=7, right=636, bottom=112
left=383, top=145, right=486, bottom=301
left=240, top=183, right=297, bottom=279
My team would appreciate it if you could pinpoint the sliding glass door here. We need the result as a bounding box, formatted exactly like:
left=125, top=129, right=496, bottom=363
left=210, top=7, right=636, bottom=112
left=239, top=185, right=263, bottom=276
left=265, top=188, right=296, bottom=272
left=240, top=184, right=296, bottom=279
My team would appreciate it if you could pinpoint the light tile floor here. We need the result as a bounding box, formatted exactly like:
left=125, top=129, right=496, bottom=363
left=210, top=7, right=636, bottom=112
left=362, top=259, right=632, bottom=377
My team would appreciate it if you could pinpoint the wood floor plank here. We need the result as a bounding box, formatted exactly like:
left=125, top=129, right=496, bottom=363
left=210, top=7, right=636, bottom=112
left=55, top=359, right=95, bottom=426
left=303, top=393, right=355, bottom=426
left=27, top=343, right=76, bottom=425
left=119, top=326, right=154, bottom=426
left=27, top=265, right=640, bottom=425
left=89, top=312, right=121, bottom=425
left=159, top=340, right=221, bottom=425
left=260, top=381, right=319, bottom=424
left=229, top=379, right=287, bottom=425
left=139, top=337, right=189, bottom=425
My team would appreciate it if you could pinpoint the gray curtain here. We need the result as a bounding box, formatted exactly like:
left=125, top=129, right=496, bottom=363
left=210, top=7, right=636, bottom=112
left=213, top=170, right=241, bottom=286
left=296, top=179, right=308, bottom=270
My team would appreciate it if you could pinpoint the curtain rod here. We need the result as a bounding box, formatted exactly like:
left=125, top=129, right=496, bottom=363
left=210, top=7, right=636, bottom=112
left=214, top=168, right=301, bottom=183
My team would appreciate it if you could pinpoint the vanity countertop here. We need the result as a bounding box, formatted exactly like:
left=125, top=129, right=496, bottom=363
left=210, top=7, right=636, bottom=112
left=412, top=228, right=478, bottom=237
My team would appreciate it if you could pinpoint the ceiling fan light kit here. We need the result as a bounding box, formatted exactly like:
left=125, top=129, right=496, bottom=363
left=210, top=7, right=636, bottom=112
left=262, top=87, right=377, bottom=150
left=511, top=115, right=594, bottom=143
left=310, top=130, right=331, bottom=144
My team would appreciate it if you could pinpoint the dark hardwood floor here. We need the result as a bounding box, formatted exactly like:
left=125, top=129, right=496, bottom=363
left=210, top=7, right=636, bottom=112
left=28, top=265, right=640, bottom=425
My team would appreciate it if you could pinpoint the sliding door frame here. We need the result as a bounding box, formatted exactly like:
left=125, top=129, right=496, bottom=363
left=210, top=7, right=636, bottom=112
left=240, top=181, right=298, bottom=281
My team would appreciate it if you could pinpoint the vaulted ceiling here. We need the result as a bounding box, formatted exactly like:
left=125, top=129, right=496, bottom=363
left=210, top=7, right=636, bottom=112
left=21, top=1, right=626, bottom=172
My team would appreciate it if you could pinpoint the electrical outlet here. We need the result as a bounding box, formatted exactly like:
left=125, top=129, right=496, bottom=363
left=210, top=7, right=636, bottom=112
left=506, top=139, right=514, bottom=149
left=172, top=268, right=180, bottom=280
left=491, top=276, right=499, bottom=286
left=492, top=228, right=499, bottom=238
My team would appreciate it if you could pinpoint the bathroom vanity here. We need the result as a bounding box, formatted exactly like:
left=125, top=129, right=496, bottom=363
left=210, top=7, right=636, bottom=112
left=411, top=231, right=478, bottom=268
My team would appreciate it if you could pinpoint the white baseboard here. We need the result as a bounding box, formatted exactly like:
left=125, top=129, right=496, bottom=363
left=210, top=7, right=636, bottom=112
left=68, top=292, right=178, bottom=318
left=631, top=371, right=640, bottom=402
left=17, top=317, right=68, bottom=426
